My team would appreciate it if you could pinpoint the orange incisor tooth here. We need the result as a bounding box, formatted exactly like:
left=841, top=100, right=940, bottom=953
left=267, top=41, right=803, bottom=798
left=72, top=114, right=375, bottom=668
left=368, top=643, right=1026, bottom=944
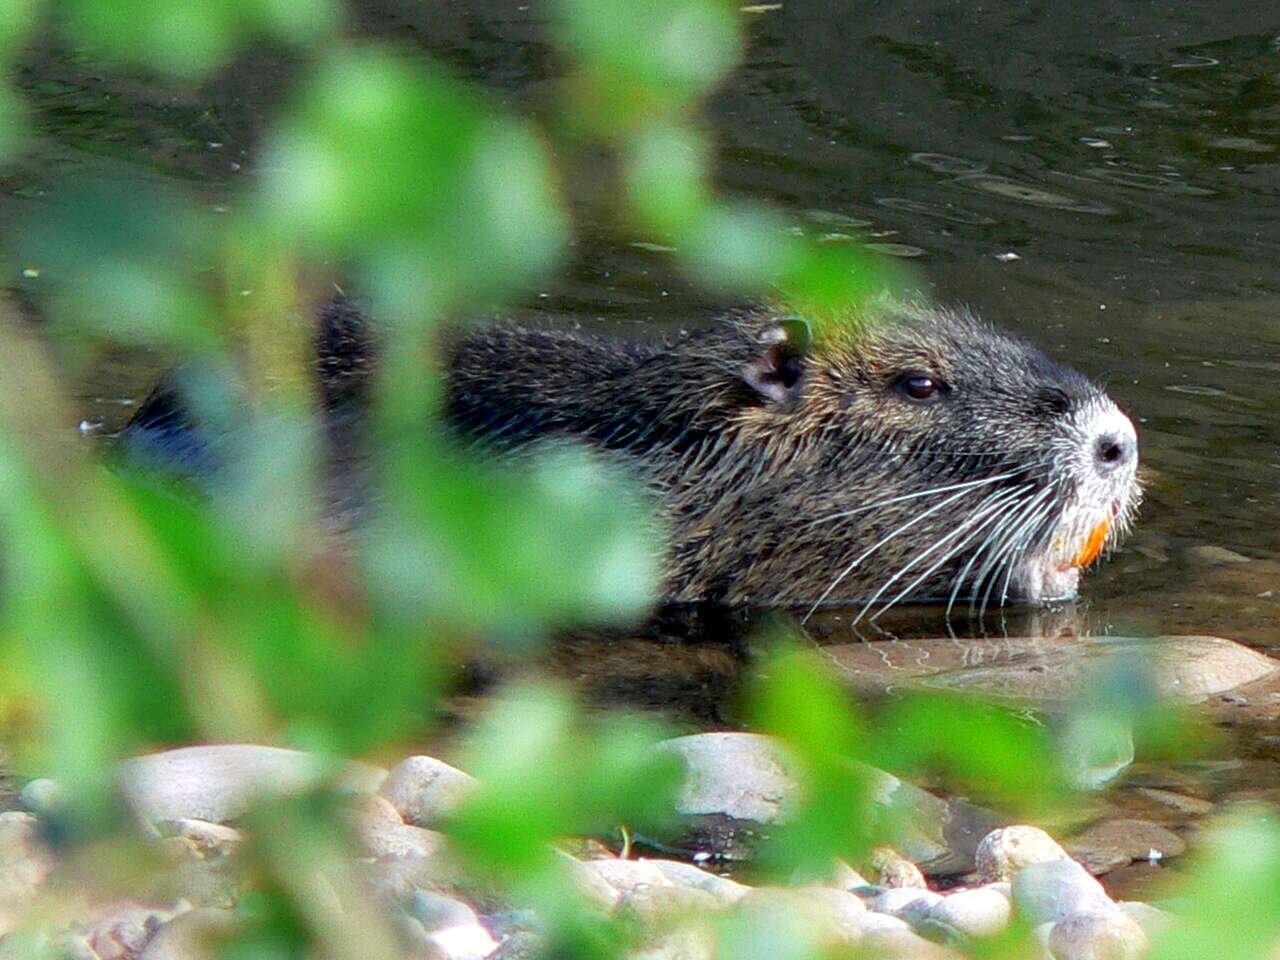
left=1073, top=518, right=1112, bottom=568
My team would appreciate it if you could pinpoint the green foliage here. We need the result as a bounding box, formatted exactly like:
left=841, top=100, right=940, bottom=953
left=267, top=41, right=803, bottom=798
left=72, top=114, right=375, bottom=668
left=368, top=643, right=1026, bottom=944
left=61, top=0, right=340, bottom=79
left=261, top=50, right=567, bottom=310
left=0, top=1, right=1248, bottom=958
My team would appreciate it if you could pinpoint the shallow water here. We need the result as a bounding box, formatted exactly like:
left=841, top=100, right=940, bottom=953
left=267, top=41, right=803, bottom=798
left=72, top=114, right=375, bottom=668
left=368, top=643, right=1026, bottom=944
left=4, top=0, right=1280, bottom=889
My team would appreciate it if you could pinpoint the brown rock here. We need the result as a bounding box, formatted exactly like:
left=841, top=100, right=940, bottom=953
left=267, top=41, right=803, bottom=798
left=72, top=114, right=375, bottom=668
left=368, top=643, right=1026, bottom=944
left=1064, top=820, right=1185, bottom=875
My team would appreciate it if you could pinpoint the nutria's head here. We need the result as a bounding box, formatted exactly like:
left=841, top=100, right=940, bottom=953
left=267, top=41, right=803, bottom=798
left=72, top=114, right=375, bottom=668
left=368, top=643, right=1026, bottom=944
left=654, top=301, right=1141, bottom=615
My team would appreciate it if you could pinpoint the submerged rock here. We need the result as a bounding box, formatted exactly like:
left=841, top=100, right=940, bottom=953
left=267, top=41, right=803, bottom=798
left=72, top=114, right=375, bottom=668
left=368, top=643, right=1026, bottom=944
left=825, top=635, right=1278, bottom=706
left=1064, top=819, right=1185, bottom=875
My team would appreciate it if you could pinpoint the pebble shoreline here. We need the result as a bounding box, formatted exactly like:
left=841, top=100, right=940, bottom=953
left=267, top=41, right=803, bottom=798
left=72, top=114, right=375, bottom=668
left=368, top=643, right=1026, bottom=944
left=0, top=737, right=1185, bottom=960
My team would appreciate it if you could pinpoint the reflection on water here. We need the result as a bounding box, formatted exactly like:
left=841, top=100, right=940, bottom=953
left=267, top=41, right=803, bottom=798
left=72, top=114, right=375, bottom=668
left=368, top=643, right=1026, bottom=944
left=3, top=0, right=1279, bottom=875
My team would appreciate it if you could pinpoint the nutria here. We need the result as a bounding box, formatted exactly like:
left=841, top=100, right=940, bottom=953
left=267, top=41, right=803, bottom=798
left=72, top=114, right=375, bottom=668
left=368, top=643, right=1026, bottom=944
left=123, top=297, right=1141, bottom=617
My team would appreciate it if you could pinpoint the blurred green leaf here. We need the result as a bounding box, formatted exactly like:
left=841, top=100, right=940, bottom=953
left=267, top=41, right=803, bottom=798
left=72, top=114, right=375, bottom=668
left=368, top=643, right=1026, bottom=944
left=367, top=441, right=659, bottom=638
left=624, top=121, right=711, bottom=237
left=60, top=0, right=339, bottom=79
left=22, top=182, right=222, bottom=351
left=262, top=50, right=567, bottom=309
left=871, top=694, right=1063, bottom=811
left=749, top=644, right=874, bottom=876
left=555, top=0, right=741, bottom=125
left=448, top=682, right=680, bottom=879
left=1149, top=808, right=1280, bottom=960
left=0, top=0, right=40, bottom=53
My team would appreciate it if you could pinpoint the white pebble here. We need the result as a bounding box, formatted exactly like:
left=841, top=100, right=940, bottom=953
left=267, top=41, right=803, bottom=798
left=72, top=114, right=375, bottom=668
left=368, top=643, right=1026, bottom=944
left=927, top=886, right=1012, bottom=939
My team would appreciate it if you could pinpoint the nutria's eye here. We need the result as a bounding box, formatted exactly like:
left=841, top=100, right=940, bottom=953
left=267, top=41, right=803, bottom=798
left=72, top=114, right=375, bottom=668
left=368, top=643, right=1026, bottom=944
left=894, top=372, right=948, bottom=404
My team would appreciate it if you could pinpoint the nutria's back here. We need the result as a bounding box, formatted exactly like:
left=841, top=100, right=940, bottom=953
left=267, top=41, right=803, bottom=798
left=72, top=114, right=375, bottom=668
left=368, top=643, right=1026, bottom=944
left=124, top=299, right=1142, bottom=615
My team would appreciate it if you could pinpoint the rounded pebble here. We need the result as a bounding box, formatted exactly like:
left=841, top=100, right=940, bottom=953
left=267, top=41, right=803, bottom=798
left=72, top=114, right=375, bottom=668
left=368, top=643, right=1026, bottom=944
left=871, top=887, right=942, bottom=923
left=1012, top=860, right=1115, bottom=925
left=976, top=826, right=1070, bottom=882
left=1048, top=912, right=1148, bottom=960
left=927, top=886, right=1012, bottom=939
left=646, top=859, right=750, bottom=905
left=18, top=778, right=64, bottom=816
left=380, top=756, right=478, bottom=829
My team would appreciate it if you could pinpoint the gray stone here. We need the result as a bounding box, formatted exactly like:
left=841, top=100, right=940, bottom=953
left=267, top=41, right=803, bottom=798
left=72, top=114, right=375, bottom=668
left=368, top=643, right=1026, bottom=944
left=1065, top=819, right=1186, bottom=874
left=653, top=733, right=999, bottom=874
left=357, top=817, right=450, bottom=862
left=139, top=908, right=237, bottom=960
left=617, top=885, right=722, bottom=926
left=857, top=912, right=913, bottom=935
left=158, top=819, right=244, bottom=858
left=926, top=887, right=1012, bottom=939
left=0, top=812, right=55, bottom=936
left=118, top=744, right=386, bottom=831
left=867, top=846, right=928, bottom=889
left=656, top=733, right=795, bottom=823
left=826, top=635, right=1278, bottom=705
left=380, top=756, right=478, bottom=829
left=870, top=887, right=942, bottom=923
left=1117, top=901, right=1175, bottom=939
left=17, top=778, right=64, bottom=816
left=860, top=926, right=955, bottom=959
left=1184, top=545, right=1251, bottom=566
left=583, top=857, right=671, bottom=895
left=830, top=859, right=871, bottom=891
left=493, top=931, right=544, bottom=960
left=1012, top=860, right=1115, bottom=926
left=976, top=826, right=1070, bottom=883
left=1048, top=912, right=1148, bottom=960
left=645, top=860, right=750, bottom=905
left=556, top=850, right=620, bottom=912
left=737, top=887, right=863, bottom=948
left=411, top=891, right=481, bottom=931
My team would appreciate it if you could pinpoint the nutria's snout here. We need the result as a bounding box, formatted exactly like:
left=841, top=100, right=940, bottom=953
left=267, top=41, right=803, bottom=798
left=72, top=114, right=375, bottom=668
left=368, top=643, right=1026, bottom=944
left=1010, top=394, right=1142, bottom=605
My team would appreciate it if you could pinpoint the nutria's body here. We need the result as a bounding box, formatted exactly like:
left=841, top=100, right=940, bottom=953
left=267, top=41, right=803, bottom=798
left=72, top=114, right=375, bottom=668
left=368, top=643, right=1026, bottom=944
left=125, top=298, right=1141, bottom=615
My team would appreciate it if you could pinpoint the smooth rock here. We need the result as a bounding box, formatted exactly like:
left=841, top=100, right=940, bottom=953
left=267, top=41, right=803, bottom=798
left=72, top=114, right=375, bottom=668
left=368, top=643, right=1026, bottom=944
left=617, top=885, right=722, bottom=926
left=868, top=847, right=929, bottom=889
left=118, top=744, right=386, bottom=831
left=654, top=733, right=999, bottom=874
left=737, top=887, right=864, bottom=947
left=139, top=908, right=236, bottom=960
left=380, top=756, right=478, bottom=829
left=1132, top=787, right=1214, bottom=817
left=857, top=912, right=913, bottom=935
left=158, top=819, right=244, bottom=858
left=557, top=850, right=621, bottom=912
left=1012, top=860, right=1115, bottom=925
left=492, top=931, right=544, bottom=960
left=826, top=635, right=1279, bottom=705
left=870, top=887, right=942, bottom=923
left=583, top=858, right=671, bottom=894
left=1065, top=819, right=1186, bottom=874
left=975, top=826, right=1070, bottom=882
left=1183, top=545, right=1251, bottom=566
left=1048, top=912, right=1148, bottom=960
left=656, top=733, right=795, bottom=824
left=830, top=859, right=871, bottom=891
left=1117, top=901, right=1175, bottom=939
left=927, top=887, right=1012, bottom=939
left=860, top=926, right=955, bottom=959
left=645, top=860, right=750, bottom=905
left=357, top=817, right=451, bottom=862
left=17, top=778, right=63, bottom=816
left=0, top=812, right=55, bottom=935
left=424, top=926, right=494, bottom=960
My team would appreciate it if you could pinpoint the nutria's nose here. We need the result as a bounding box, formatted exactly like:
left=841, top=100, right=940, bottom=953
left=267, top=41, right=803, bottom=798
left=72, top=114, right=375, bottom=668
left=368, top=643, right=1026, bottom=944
left=1091, top=421, right=1137, bottom=476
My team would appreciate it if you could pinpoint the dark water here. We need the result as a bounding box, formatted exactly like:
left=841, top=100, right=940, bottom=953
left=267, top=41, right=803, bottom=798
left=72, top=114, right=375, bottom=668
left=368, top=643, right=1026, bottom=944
left=4, top=0, right=1280, bottom=888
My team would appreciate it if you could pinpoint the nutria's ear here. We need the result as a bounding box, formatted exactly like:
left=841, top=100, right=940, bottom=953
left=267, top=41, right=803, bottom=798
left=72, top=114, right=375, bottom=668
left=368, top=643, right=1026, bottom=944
left=743, top=317, right=811, bottom=404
